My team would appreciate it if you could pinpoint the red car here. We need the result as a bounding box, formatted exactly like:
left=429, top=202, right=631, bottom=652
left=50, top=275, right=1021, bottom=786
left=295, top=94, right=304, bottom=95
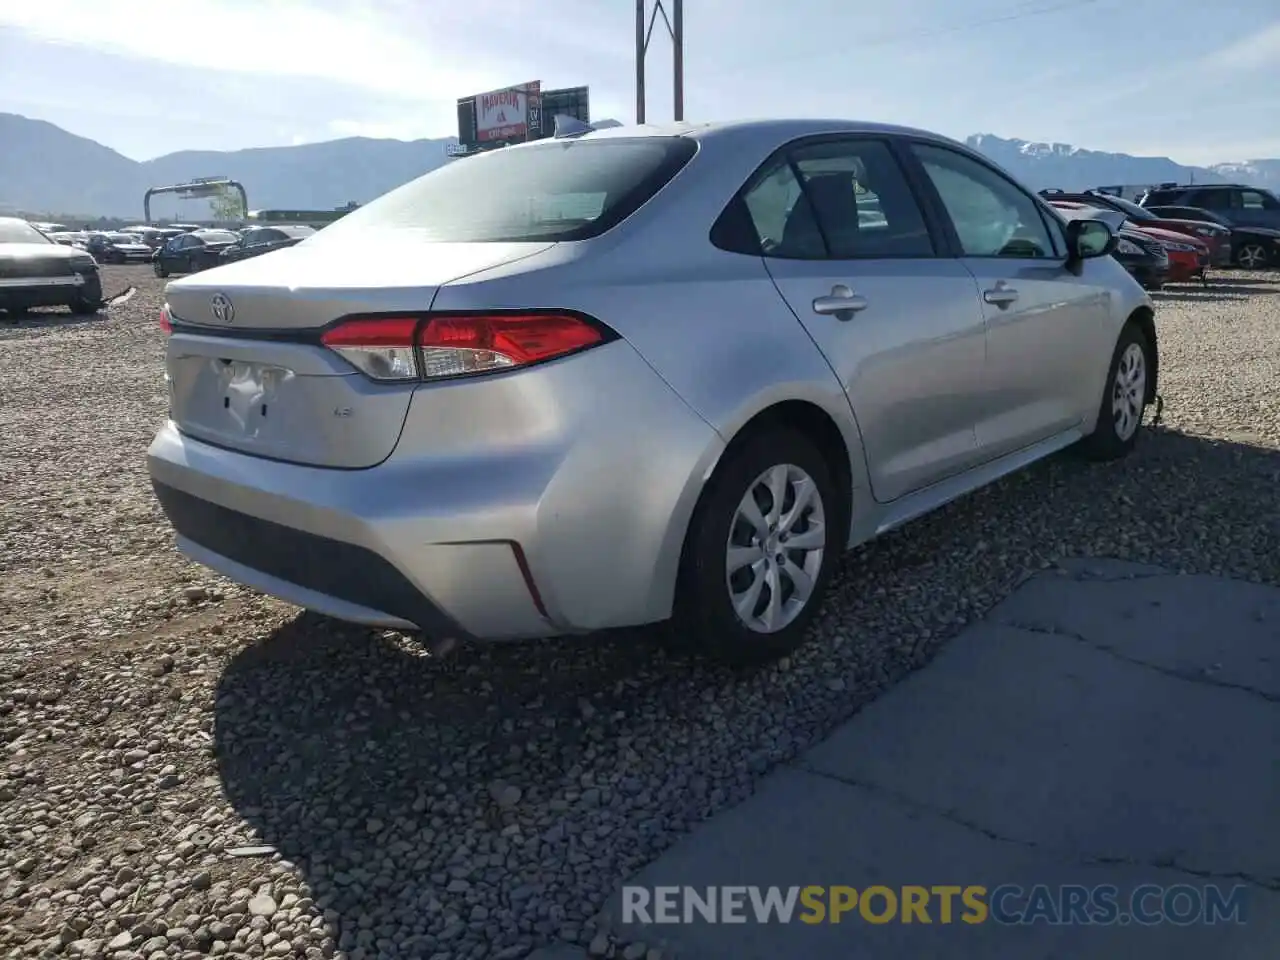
left=1048, top=201, right=1209, bottom=283
left=1042, top=189, right=1232, bottom=268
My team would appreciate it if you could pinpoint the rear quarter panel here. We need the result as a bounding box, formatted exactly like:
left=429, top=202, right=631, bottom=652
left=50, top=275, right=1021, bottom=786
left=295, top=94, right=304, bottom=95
left=429, top=129, right=873, bottom=547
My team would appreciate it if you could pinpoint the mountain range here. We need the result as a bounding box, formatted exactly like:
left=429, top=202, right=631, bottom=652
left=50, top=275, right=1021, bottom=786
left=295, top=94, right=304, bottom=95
left=2, top=112, right=1278, bottom=220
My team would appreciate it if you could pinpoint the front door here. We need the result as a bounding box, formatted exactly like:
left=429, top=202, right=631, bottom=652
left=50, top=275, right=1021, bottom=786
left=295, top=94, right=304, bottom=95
left=743, top=137, right=989, bottom=504
left=906, top=142, right=1112, bottom=459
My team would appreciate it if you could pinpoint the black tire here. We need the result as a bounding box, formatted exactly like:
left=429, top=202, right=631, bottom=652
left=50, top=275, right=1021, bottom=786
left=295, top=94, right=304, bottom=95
left=68, top=275, right=104, bottom=315
left=671, top=427, right=842, bottom=666
left=155, top=260, right=169, bottom=278
left=1077, top=323, right=1153, bottom=462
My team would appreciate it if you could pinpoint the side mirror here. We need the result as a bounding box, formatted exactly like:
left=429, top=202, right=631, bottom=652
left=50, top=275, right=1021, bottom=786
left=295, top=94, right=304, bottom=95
left=1066, top=219, right=1116, bottom=261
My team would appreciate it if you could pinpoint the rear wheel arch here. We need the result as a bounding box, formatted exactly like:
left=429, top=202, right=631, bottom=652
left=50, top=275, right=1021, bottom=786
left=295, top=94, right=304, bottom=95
left=677, top=399, right=855, bottom=577
left=667, top=400, right=856, bottom=663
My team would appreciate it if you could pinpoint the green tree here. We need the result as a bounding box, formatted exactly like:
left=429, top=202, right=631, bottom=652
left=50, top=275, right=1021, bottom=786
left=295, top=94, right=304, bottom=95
left=207, top=185, right=245, bottom=222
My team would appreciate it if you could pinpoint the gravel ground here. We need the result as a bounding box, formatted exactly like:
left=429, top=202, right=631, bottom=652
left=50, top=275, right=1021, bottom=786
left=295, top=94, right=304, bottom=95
left=2, top=265, right=1279, bottom=960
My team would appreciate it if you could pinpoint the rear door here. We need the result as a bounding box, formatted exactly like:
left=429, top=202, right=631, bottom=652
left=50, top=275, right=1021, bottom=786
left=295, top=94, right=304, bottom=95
left=745, top=136, right=988, bottom=503
left=904, top=142, right=1112, bottom=459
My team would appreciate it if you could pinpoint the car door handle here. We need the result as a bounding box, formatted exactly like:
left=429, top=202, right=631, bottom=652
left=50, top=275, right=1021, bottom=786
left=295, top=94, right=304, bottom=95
left=812, top=285, right=869, bottom=319
left=982, top=283, right=1019, bottom=308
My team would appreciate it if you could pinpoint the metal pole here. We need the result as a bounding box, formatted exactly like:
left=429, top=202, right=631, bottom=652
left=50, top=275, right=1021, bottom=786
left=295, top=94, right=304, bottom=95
left=673, top=0, right=684, bottom=121
left=635, top=0, right=646, bottom=125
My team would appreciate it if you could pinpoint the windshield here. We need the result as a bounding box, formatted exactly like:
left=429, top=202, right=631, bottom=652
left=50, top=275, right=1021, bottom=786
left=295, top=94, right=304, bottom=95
left=312, top=136, right=698, bottom=243
left=108, top=233, right=138, bottom=243
left=198, top=231, right=239, bottom=243
left=0, top=219, right=51, bottom=244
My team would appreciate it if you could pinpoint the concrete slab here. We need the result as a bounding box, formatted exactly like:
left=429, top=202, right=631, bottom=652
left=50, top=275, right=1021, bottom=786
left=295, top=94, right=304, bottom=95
left=601, top=565, right=1280, bottom=959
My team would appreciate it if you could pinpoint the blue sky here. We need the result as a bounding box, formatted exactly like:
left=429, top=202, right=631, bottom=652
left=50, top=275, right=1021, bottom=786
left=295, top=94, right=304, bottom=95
left=1, top=0, right=1278, bottom=164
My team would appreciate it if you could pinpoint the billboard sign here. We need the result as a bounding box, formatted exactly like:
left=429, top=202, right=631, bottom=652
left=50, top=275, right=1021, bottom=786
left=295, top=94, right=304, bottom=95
left=475, top=81, right=541, bottom=143
left=458, top=83, right=586, bottom=149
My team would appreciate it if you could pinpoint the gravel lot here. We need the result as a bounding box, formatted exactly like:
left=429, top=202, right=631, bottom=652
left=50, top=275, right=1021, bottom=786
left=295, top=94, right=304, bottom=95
left=2, top=265, right=1279, bottom=960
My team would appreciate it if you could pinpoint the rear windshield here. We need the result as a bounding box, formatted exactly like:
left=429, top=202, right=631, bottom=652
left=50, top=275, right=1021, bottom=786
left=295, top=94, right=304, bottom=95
left=313, top=137, right=698, bottom=243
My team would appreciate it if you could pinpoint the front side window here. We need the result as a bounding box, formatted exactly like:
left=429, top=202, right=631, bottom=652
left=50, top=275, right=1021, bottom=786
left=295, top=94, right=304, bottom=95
left=912, top=144, right=1054, bottom=258
left=311, top=137, right=698, bottom=243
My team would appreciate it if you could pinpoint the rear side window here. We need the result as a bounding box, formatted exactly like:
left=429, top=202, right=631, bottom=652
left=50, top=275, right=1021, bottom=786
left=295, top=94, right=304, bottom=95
left=730, top=138, right=934, bottom=259
left=313, top=137, right=698, bottom=243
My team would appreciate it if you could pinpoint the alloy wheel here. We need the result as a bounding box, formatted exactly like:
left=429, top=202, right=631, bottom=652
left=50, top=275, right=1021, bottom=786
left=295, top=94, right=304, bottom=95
left=1112, top=342, right=1147, bottom=442
left=725, top=464, right=826, bottom=634
left=1237, top=244, right=1269, bottom=269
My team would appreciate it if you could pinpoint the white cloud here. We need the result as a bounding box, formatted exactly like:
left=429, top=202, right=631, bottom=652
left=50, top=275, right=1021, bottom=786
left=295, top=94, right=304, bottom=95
left=0, top=0, right=499, bottom=100
left=1203, top=21, right=1280, bottom=71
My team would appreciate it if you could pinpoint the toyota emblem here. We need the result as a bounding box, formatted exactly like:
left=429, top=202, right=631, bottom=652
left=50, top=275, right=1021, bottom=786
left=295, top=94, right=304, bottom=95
left=210, top=293, right=235, bottom=324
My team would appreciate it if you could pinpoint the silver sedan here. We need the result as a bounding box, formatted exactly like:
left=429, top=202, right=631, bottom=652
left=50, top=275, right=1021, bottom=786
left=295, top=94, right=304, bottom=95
left=147, top=118, right=1156, bottom=664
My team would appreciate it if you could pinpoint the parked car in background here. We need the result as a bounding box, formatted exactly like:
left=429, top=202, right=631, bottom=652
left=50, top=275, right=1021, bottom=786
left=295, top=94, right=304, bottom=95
left=147, top=119, right=1156, bottom=665
left=1046, top=200, right=1206, bottom=284
left=1139, top=183, right=1280, bottom=234
left=219, top=224, right=315, bottom=264
left=86, top=231, right=155, bottom=264
left=119, top=226, right=166, bottom=249
left=48, top=231, right=90, bottom=250
left=1041, top=189, right=1232, bottom=267
left=0, top=216, right=102, bottom=315
left=154, top=227, right=191, bottom=246
left=153, top=229, right=240, bottom=277
left=1143, top=205, right=1280, bottom=269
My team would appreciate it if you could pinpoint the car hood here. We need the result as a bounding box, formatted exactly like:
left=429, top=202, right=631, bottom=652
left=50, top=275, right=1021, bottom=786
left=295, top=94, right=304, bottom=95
left=1154, top=218, right=1228, bottom=235
left=1237, top=225, right=1280, bottom=239
left=113, top=242, right=152, bottom=251
left=1135, top=225, right=1205, bottom=247
left=0, top=242, right=82, bottom=260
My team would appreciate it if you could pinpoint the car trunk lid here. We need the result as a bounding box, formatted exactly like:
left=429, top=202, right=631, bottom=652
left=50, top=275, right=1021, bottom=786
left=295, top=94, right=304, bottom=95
left=163, top=239, right=555, bottom=468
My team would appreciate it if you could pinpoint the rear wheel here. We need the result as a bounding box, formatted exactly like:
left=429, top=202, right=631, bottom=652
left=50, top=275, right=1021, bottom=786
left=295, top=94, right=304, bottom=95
left=671, top=428, right=841, bottom=666
left=1077, top=323, right=1152, bottom=461
left=1236, top=242, right=1271, bottom=269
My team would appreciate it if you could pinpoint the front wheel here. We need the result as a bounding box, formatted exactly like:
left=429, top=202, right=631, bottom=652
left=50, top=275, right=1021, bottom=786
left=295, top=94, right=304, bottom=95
left=154, top=260, right=169, bottom=278
left=1236, top=243, right=1271, bottom=269
left=1077, top=323, right=1152, bottom=461
left=671, top=428, right=841, bottom=666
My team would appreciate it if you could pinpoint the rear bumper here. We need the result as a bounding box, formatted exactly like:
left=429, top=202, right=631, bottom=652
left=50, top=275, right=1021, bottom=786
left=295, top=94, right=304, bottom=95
left=146, top=342, right=724, bottom=641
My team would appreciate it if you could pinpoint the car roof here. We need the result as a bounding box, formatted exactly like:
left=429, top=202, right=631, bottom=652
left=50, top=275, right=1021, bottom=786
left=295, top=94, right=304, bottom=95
left=514, top=117, right=968, bottom=151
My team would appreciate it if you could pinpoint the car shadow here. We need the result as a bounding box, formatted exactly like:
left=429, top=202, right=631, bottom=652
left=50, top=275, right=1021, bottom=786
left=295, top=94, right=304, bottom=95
left=1152, top=283, right=1280, bottom=303
left=212, top=428, right=1280, bottom=957
left=0, top=308, right=111, bottom=329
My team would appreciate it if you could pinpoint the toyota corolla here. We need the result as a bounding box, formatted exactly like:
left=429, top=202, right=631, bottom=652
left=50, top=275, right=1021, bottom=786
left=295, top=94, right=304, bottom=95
left=147, top=119, right=1157, bottom=664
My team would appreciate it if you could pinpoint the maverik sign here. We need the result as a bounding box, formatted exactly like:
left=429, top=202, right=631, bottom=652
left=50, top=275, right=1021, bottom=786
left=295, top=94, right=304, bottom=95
left=475, top=81, right=541, bottom=143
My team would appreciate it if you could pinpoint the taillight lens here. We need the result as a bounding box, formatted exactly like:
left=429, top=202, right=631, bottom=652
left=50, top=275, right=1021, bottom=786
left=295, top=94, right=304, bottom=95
left=320, top=312, right=610, bottom=382
left=319, top=317, right=419, bottom=381
left=159, top=306, right=172, bottom=334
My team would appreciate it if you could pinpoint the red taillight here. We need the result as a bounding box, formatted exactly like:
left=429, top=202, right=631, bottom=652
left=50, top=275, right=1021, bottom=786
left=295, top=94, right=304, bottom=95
left=159, top=306, right=172, bottom=334
left=320, top=312, right=609, bottom=382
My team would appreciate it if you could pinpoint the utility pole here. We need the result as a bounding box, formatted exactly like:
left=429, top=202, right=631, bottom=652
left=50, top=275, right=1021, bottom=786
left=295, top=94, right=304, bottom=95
left=635, top=0, right=684, bottom=124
